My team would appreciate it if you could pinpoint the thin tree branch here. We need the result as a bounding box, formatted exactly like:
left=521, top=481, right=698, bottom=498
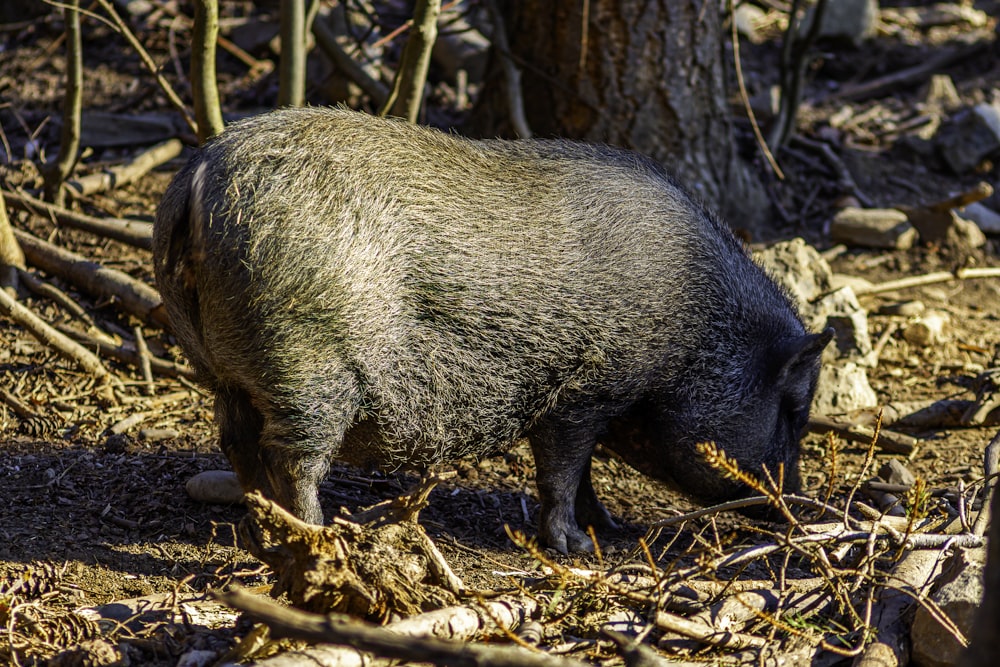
left=43, top=0, right=83, bottom=206
left=94, top=0, right=197, bottom=134
left=381, top=0, right=441, bottom=122
left=192, top=0, right=224, bottom=141
left=278, top=0, right=306, bottom=107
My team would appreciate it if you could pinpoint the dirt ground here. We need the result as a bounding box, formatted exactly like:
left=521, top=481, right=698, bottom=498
left=1, top=2, right=1000, bottom=665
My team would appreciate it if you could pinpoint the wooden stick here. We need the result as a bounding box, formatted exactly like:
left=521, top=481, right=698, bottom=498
left=18, top=268, right=95, bottom=326
left=0, top=286, right=115, bottom=383
left=851, top=267, right=1000, bottom=297
left=972, top=430, right=1000, bottom=538
left=216, top=586, right=588, bottom=667
left=654, top=608, right=767, bottom=650
left=830, top=43, right=987, bottom=103
left=63, top=139, right=184, bottom=198
left=13, top=228, right=168, bottom=329
left=56, top=323, right=194, bottom=379
left=133, top=325, right=155, bottom=394
left=94, top=0, right=197, bottom=134
left=3, top=190, right=153, bottom=250
left=807, top=415, right=918, bottom=456
left=0, top=191, right=25, bottom=294
left=926, top=181, right=994, bottom=213
left=312, top=9, right=390, bottom=106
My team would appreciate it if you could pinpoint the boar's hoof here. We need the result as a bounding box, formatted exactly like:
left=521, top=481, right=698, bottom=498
left=541, top=521, right=595, bottom=555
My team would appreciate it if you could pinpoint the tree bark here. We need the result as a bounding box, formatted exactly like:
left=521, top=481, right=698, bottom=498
left=476, top=0, right=767, bottom=233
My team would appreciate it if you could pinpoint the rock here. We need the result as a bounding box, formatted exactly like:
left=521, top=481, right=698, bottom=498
left=878, top=459, right=916, bottom=486
left=80, top=111, right=182, bottom=148
left=937, top=103, right=1000, bottom=174
left=805, top=0, right=878, bottom=44
left=959, top=202, right=1000, bottom=235
left=138, top=427, right=179, bottom=442
left=754, top=238, right=833, bottom=310
left=810, top=287, right=875, bottom=367
left=878, top=300, right=926, bottom=317
left=757, top=240, right=877, bottom=415
left=177, top=650, right=219, bottom=667
left=903, top=310, right=950, bottom=347
left=830, top=207, right=917, bottom=250
left=185, top=470, right=245, bottom=505
left=904, top=207, right=987, bottom=249
left=812, top=361, right=878, bottom=415
left=912, top=548, right=986, bottom=667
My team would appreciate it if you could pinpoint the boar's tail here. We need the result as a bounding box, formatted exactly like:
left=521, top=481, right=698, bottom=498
left=152, top=159, right=212, bottom=380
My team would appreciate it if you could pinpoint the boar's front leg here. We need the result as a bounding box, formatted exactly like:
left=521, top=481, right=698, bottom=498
left=215, top=386, right=273, bottom=501
left=528, top=414, right=615, bottom=553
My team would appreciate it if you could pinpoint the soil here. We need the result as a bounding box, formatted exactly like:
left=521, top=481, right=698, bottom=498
left=1, top=2, right=999, bottom=665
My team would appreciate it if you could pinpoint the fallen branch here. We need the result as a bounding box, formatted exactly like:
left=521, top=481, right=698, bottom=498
left=19, top=268, right=95, bottom=327
left=56, top=322, right=194, bottom=379
left=4, top=189, right=153, bottom=250
left=854, top=549, right=945, bottom=667
left=234, top=595, right=542, bottom=667
left=654, top=608, right=767, bottom=650
left=94, top=0, right=197, bottom=134
left=13, top=228, right=168, bottom=329
left=828, top=43, right=988, bottom=103
left=808, top=415, right=918, bottom=456
left=0, top=286, right=118, bottom=390
left=133, top=324, right=155, bottom=394
left=312, top=6, right=390, bottom=106
left=217, top=586, right=587, bottom=667
left=851, top=267, right=1000, bottom=297
left=63, top=138, right=183, bottom=198
left=972, top=430, right=1000, bottom=538
left=926, top=182, right=994, bottom=213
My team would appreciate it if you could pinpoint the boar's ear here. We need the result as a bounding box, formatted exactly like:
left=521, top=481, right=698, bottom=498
left=775, top=328, right=834, bottom=407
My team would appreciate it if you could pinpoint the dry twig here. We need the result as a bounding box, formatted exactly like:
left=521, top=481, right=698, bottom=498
left=13, top=228, right=168, bottom=329
left=4, top=189, right=153, bottom=250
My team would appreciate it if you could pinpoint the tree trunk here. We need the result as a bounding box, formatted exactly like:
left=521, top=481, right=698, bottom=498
left=476, top=0, right=767, bottom=233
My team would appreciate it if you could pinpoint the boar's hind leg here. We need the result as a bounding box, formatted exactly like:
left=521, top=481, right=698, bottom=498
left=529, top=415, right=611, bottom=554
left=215, top=385, right=271, bottom=500
left=575, top=459, right=619, bottom=532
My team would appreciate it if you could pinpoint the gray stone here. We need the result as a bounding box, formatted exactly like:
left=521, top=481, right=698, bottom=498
left=878, top=301, right=926, bottom=318
left=812, top=361, right=878, bottom=415
left=959, top=202, right=1000, bottom=235
left=754, top=238, right=833, bottom=311
left=806, top=0, right=878, bottom=44
left=878, top=458, right=916, bottom=486
left=912, top=548, right=986, bottom=667
left=831, top=207, right=917, bottom=250
left=937, top=103, right=1000, bottom=174
left=903, top=310, right=950, bottom=347
left=810, top=287, right=875, bottom=367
